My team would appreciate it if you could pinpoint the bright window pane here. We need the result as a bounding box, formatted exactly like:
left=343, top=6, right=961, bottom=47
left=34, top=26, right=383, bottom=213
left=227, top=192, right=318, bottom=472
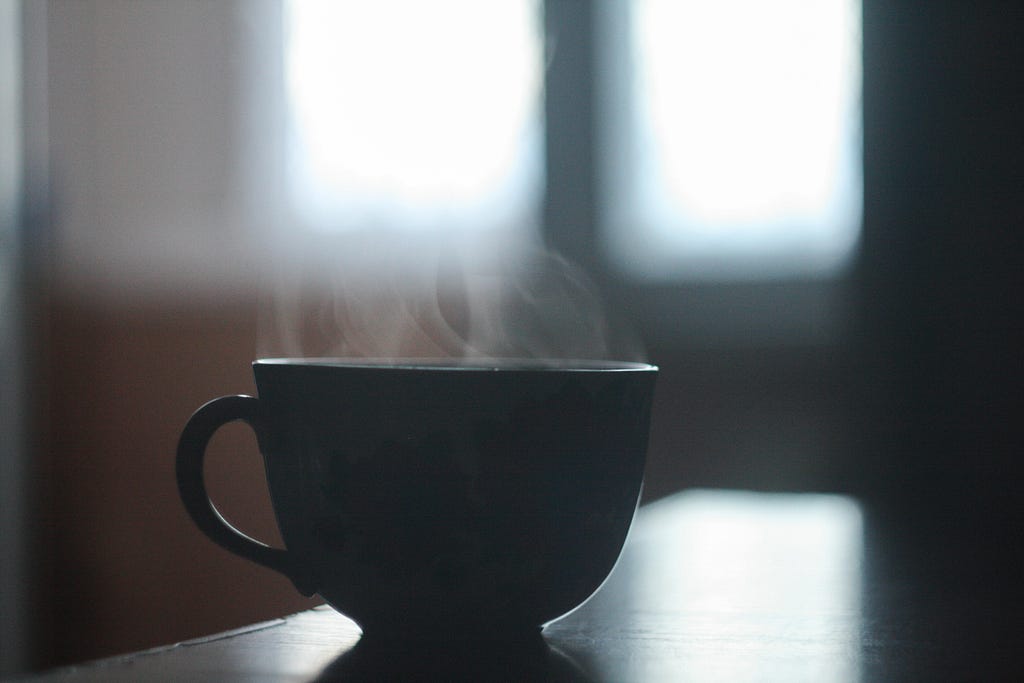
left=286, top=0, right=543, bottom=235
left=600, top=0, right=862, bottom=280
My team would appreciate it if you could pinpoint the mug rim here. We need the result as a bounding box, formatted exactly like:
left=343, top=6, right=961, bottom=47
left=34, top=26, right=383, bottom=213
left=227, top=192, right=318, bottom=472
left=255, top=357, right=657, bottom=372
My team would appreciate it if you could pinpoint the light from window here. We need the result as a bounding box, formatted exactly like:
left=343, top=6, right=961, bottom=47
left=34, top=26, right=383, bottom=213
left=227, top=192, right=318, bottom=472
left=599, top=0, right=862, bottom=280
left=620, top=491, right=863, bottom=681
left=286, top=0, right=543, bottom=235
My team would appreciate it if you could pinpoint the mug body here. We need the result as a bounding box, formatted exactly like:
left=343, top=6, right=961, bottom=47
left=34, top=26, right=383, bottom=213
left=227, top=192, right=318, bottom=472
left=253, top=359, right=657, bottom=635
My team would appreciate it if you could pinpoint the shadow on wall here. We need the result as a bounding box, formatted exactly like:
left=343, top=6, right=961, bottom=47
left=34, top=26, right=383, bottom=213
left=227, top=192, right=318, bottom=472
left=856, top=0, right=1024, bottom=550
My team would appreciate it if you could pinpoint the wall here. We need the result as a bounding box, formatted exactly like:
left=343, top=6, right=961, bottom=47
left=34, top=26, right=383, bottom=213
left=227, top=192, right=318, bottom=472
left=30, top=1, right=308, bottom=667
left=35, top=295, right=319, bottom=667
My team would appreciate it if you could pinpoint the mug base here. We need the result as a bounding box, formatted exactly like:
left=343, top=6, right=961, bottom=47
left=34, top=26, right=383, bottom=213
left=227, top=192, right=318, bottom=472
left=315, top=627, right=584, bottom=681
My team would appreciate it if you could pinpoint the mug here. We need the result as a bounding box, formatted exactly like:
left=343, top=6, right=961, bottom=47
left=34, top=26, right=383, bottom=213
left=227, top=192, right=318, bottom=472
left=177, top=358, right=657, bottom=638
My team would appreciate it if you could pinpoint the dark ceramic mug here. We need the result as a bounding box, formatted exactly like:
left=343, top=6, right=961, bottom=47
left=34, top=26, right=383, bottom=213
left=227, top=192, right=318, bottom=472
left=177, top=358, right=657, bottom=638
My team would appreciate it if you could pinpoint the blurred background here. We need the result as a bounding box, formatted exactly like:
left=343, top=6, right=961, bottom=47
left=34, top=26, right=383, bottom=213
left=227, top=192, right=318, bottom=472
left=1, top=0, right=1020, bottom=676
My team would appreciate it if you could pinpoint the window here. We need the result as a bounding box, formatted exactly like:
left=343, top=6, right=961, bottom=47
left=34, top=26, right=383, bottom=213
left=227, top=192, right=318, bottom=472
left=287, top=0, right=861, bottom=279
left=599, top=0, right=862, bottom=281
left=285, top=0, right=544, bottom=237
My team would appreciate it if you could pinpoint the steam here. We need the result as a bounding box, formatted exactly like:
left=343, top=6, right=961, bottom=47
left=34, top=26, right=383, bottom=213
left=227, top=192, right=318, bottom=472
left=257, top=236, right=644, bottom=363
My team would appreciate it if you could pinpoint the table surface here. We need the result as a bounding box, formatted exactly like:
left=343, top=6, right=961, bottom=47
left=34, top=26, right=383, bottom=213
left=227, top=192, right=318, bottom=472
left=16, top=488, right=1024, bottom=682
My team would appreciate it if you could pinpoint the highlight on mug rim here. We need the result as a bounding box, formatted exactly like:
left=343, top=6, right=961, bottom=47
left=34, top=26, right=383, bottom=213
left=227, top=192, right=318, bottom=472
left=255, top=357, right=657, bottom=372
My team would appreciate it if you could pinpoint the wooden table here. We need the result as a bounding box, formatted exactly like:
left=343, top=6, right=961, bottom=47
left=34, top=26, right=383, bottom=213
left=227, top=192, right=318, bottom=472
left=16, top=489, right=1024, bottom=681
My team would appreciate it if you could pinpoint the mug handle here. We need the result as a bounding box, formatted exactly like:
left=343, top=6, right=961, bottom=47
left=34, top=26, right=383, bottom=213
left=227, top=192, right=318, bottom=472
left=176, top=395, right=314, bottom=596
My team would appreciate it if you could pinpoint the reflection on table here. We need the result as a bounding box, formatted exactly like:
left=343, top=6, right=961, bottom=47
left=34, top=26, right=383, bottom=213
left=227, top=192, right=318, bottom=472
left=545, top=490, right=863, bottom=682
